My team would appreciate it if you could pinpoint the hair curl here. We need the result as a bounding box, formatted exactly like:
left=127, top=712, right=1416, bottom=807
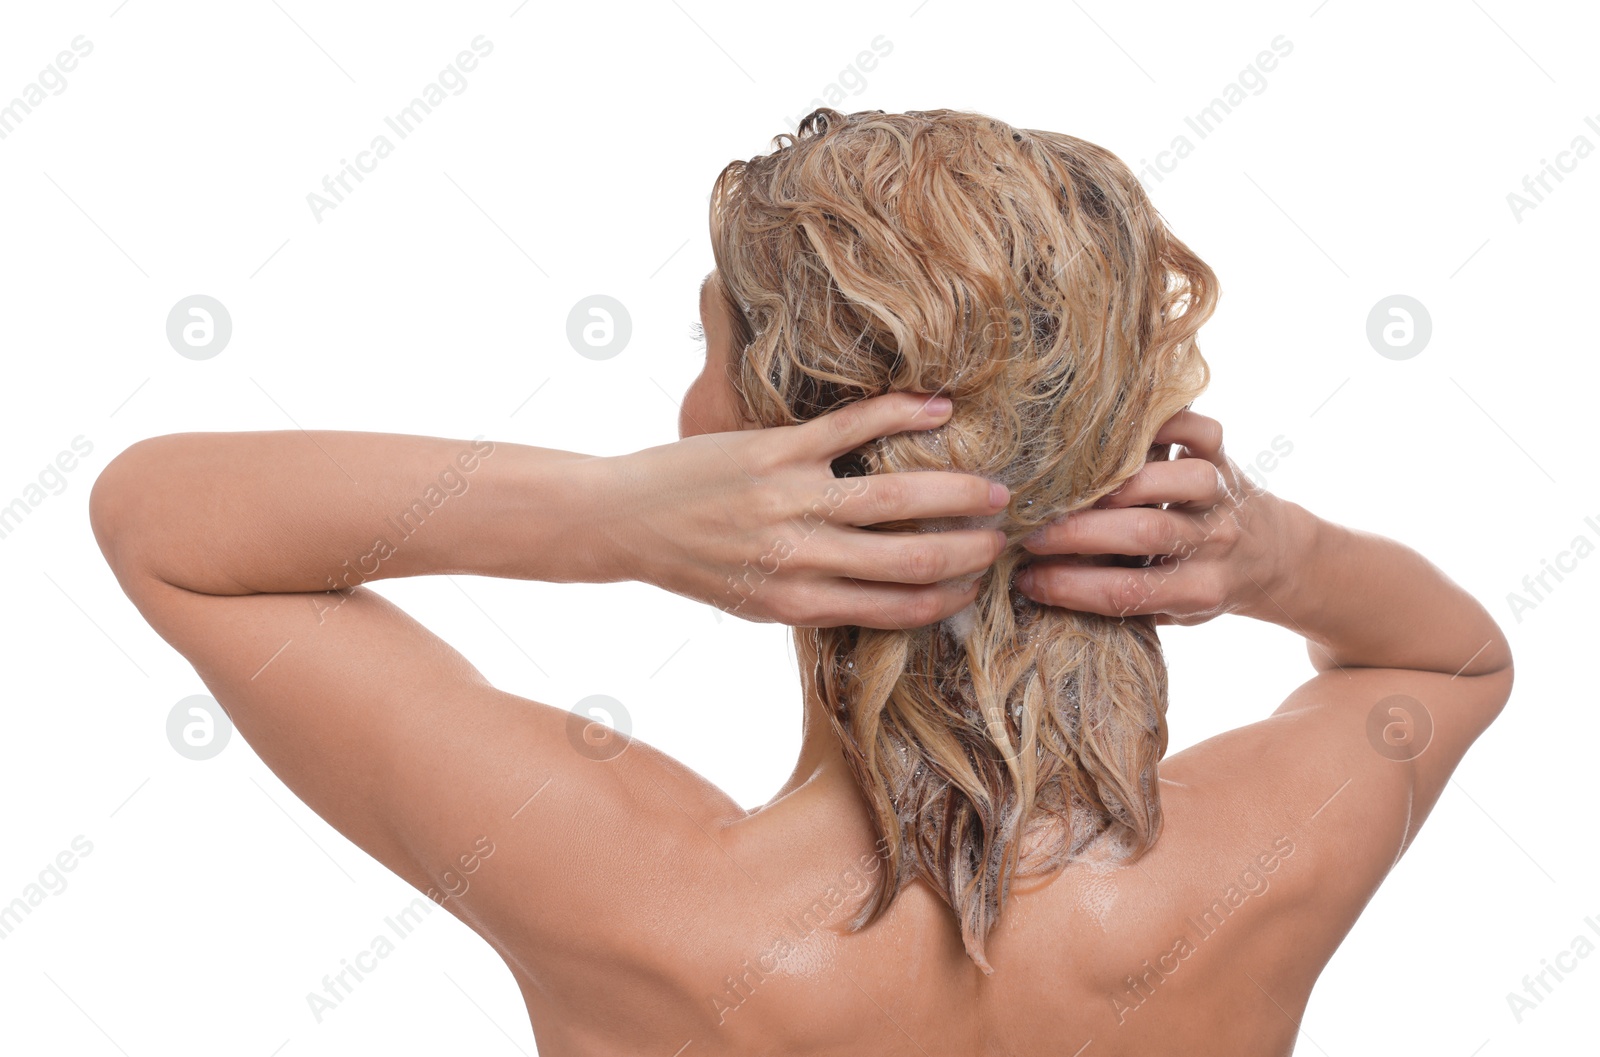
left=709, top=108, right=1217, bottom=973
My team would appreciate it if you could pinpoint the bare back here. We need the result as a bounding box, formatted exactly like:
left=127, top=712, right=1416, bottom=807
left=396, top=659, right=1503, bottom=1057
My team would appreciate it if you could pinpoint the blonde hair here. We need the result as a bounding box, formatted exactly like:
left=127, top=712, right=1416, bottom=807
left=709, top=108, right=1216, bottom=972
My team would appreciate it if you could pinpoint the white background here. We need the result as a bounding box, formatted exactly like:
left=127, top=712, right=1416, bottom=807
left=1, top=0, right=1594, bottom=1053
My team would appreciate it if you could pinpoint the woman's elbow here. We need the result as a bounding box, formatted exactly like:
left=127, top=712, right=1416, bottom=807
left=88, top=436, right=176, bottom=574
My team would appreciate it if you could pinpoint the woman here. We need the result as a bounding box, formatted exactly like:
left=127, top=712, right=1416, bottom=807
left=90, top=108, right=1512, bottom=1055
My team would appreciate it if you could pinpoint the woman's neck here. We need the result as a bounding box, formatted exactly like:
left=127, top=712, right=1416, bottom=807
left=769, top=686, right=854, bottom=806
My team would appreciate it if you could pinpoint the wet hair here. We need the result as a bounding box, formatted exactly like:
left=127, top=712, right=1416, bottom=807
left=709, top=107, right=1216, bottom=972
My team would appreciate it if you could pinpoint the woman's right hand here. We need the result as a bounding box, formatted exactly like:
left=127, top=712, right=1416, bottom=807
left=1015, top=410, right=1297, bottom=626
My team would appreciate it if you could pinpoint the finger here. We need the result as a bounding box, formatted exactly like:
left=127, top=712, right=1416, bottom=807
left=1022, top=506, right=1193, bottom=557
left=809, top=527, right=1008, bottom=585
left=1017, top=561, right=1179, bottom=618
left=835, top=470, right=1008, bottom=525
left=1152, top=409, right=1225, bottom=461
left=801, top=390, right=955, bottom=460
left=821, top=578, right=984, bottom=630
left=1092, top=458, right=1225, bottom=511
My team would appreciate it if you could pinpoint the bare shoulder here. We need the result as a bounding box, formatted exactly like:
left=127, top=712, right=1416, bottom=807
left=426, top=686, right=752, bottom=945
left=1148, top=661, right=1514, bottom=993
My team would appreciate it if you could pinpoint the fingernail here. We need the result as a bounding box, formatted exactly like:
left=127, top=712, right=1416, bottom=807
left=989, top=482, right=1009, bottom=507
left=923, top=395, right=952, bottom=414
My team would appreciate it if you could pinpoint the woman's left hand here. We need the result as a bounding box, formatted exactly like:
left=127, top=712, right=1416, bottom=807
left=595, top=391, right=1011, bottom=628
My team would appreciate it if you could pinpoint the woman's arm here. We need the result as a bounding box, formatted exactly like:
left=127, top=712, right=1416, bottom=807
left=1019, top=409, right=1516, bottom=1005
left=91, top=430, right=604, bottom=595
left=83, top=392, right=1012, bottom=979
left=94, top=392, right=1011, bottom=626
left=1018, top=408, right=1511, bottom=680
left=1234, top=500, right=1510, bottom=679
left=1018, top=410, right=1514, bottom=801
